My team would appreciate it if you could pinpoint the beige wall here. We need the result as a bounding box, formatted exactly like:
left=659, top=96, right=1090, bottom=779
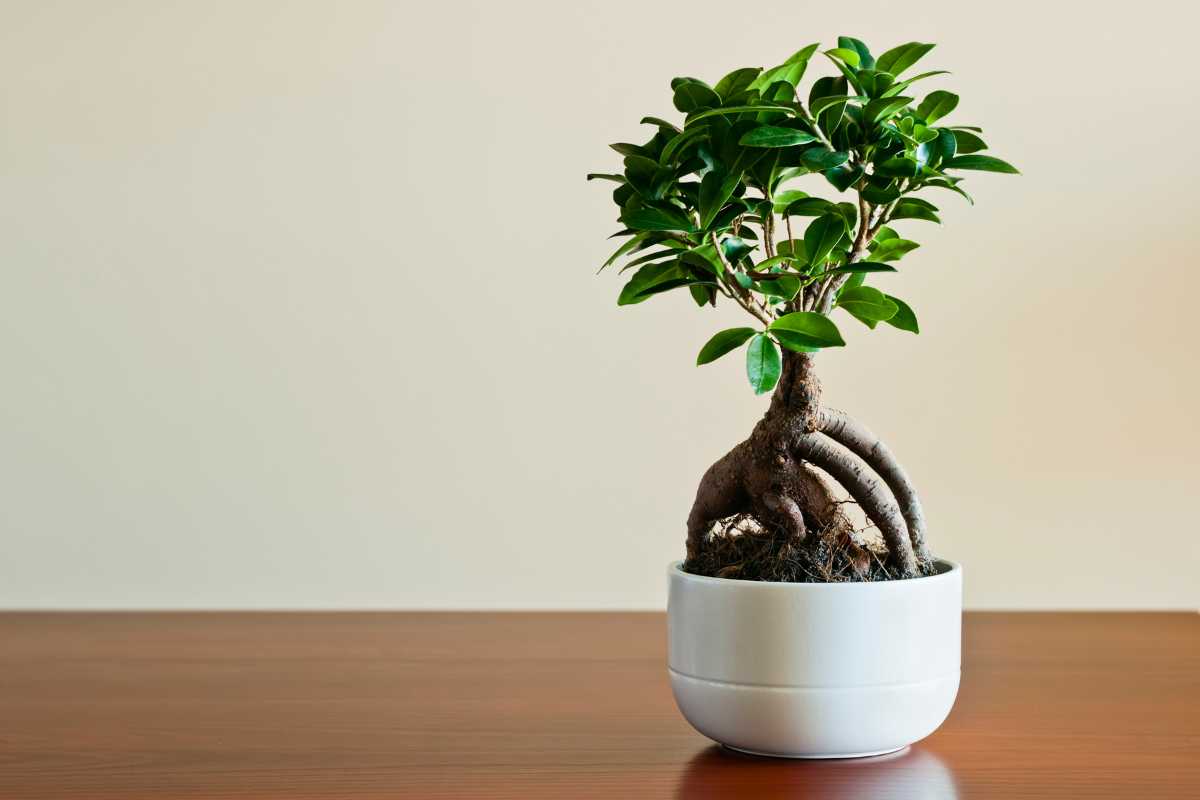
left=1, top=0, right=1197, bottom=609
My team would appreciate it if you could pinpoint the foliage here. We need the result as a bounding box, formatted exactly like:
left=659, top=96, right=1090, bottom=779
left=590, top=37, right=1017, bottom=394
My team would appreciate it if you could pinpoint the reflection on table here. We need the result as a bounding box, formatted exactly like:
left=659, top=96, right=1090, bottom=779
left=675, top=744, right=958, bottom=799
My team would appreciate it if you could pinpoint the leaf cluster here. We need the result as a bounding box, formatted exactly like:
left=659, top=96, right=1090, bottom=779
left=590, top=37, right=1017, bottom=394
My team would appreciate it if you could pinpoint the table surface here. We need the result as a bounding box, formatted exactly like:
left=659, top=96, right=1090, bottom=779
left=1, top=612, right=1197, bottom=799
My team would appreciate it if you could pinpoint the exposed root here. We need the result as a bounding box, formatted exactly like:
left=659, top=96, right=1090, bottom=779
left=792, top=432, right=919, bottom=576
left=684, top=512, right=907, bottom=583
left=682, top=351, right=936, bottom=583
left=818, top=408, right=931, bottom=564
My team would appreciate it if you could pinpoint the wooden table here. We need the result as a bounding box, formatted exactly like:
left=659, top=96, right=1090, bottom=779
left=1, top=612, right=1196, bottom=799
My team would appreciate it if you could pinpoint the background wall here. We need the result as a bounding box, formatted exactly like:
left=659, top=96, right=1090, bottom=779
left=2, top=0, right=1197, bottom=609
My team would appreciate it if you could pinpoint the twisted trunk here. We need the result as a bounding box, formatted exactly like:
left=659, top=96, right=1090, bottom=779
left=684, top=351, right=928, bottom=580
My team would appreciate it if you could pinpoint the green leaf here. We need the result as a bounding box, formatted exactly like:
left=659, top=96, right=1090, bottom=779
left=890, top=198, right=941, bottom=224
left=917, top=90, right=959, bottom=124
left=686, top=105, right=794, bottom=125
left=689, top=284, right=716, bottom=307
left=836, top=285, right=899, bottom=327
left=951, top=129, right=988, bottom=154
left=748, top=43, right=820, bottom=92
left=631, top=276, right=702, bottom=302
left=697, top=327, right=757, bottom=365
left=660, top=125, right=709, bottom=164
left=698, top=168, right=741, bottom=229
left=811, top=94, right=866, bottom=115
left=874, top=42, right=936, bottom=76
left=720, top=235, right=754, bottom=264
left=752, top=254, right=798, bottom=271
left=673, top=80, right=720, bottom=113
left=774, top=166, right=809, bottom=188
left=875, top=156, right=920, bottom=178
left=824, top=163, right=865, bottom=192
left=586, top=173, right=625, bottom=183
left=618, top=247, right=680, bottom=273
left=835, top=201, right=858, bottom=232
left=680, top=246, right=723, bottom=276
left=824, top=53, right=864, bottom=94
left=839, top=271, right=867, bottom=296
left=623, top=153, right=658, bottom=176
left=945, top=154, right=1020, bottom=174
left=819, top=261, right=897, bottom=276
left=838, top=37, right=875, bottom=69
left=746, top=334, right=782, bottom=395
left=713, top=67, right=762, bottom=102
left=771, top=332, right=818, bottom=353
left=610, top=142, right=647, bottom=157
left=599, top=232, right=647, bottom=271
left=809, top=76, right=851, bottom=135
left=769, top=311, right=846, bottom=347
left=871, top=237, right=921, bottom=262
left=612, top=182, right=635, bottom=207
left=882, top=70, right=950, bottom=97
left=862, top=182, right=902, bottom=203
left=750, top=275, right=802, bottom=301
left=617, top=261, right=683, bottom=305
left=933, top=128, right=958, bottom=163
left=775, top=239, right=807, bottom=261
left=863, top=96, right=912, bottom=123
left=771, top=189, right=808, bottom=213
left=739, top=126, right=818, bottom=148
left=620, top=205, right=695, bottom=232
left=784, top=197, right=835, bottom=217
left=883, top=295, right=919, bottom=333
left=856, top=69, right=896, bottom=98
left=639, top=116, right=681, bottom=133
left=804, top=214, right=845, bottom=267
left=924, top=177, right=975, bottom=204
left=912, top=124, right=940, bottom=144
left=801, top=148, right=850, bottom=170
left=825, top=47, right=861, bottom=67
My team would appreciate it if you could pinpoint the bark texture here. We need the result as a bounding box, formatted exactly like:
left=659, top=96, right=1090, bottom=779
left=684, top=351, right=931, bottom=581
left=817, top=407, right=930, bottom=564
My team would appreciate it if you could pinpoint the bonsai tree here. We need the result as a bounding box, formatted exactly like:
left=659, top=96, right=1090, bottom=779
left=590, top=38, right=1017, bottom=581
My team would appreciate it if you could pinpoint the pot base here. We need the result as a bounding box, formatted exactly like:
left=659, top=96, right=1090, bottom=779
left=723, top=743, right=909, bottom=760
left=669, top=668, right=959, bottom=759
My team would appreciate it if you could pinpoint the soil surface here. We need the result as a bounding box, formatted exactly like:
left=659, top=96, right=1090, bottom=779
left=684, top=513, right=931, bottom=583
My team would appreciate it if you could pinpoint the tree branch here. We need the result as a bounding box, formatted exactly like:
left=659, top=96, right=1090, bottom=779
left=710, top=232, right=773, bottom=325
left=795, top=104, right=835, bottom=151
left=815, top=191, right=875, bottom=313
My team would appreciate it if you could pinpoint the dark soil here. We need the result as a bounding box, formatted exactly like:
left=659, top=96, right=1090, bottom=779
left=684, top=512, right=929, bottom=583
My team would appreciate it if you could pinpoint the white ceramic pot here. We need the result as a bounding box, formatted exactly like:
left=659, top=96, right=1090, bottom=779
left=667, top=559, right=962, bottom=758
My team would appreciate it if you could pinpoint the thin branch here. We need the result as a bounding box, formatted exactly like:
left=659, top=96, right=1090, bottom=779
left=710, top=232, right=773, bottom=325
left=815, top=190, right=875, bottom=313
left=795, top=104, right=835, bottom=151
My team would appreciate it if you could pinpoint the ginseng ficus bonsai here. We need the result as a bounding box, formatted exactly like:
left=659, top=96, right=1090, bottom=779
left=590, top=38, right=1017, bottom=582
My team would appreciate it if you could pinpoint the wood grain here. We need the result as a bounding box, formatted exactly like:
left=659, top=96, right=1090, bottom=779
left=0, top=612, right=1196, bottom=799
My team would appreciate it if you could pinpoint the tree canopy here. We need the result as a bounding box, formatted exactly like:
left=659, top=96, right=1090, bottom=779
left=590, top=37, right=1017, bottom=394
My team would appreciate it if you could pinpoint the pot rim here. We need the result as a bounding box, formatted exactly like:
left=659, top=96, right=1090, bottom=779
left=669, top=558, right=961, bottom=589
